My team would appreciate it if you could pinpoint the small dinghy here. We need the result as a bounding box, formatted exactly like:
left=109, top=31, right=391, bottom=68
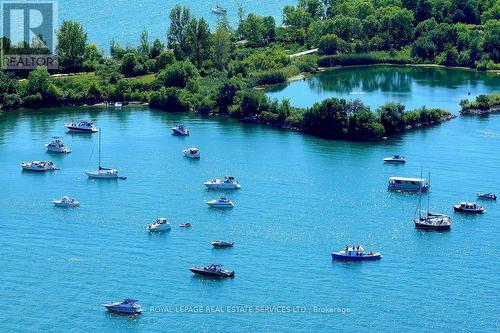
left=179, top=222, right=192, bottom=228
left=332, top=246, right=382, bottom=261
left=211, top=240, right=234, bottom=248
left=477, top=193, right=497, bottom=200
left=183, top=147, right=200, bottom=159
left=102, top=299, right=142, bottom=314
left=52, top=196, right=80, bottom=207
left=147, top=218, right=171, bottom=232
left=189, top=264, right=235, bottom=278
left=206, top=197, right=234, bottom=208
left=21, top=161, right=58, bottom=171
left=453, top=202, right=486, bottom=214
left=383, top=154, right=406, bottom=164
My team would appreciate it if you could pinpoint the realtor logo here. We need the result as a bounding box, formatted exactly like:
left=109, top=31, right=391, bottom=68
left=1, top=0, right=58, bottom=69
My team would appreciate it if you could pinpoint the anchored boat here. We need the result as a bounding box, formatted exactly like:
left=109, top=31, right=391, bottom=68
left=183, top=147, right=200, bottom=159
left=384, top=154, right=406, bottom=164
left=45, top=137, right=71, bottom=153
left=414, top=173, right=451, bottom=230
left=453, top=202, right=486, bottom=214
left=190, top=264, right=235, bottom=278
left=21, top=161, right=58, bottom=171
left=388, top=176, right=429, bottom=192
left=85, top=129, right=119, bottom=179
left=65, top=120, right=98, bottom=133
left=172, top=124, right=189, bottom=136
left=332, top=246, right=382, bottom=261
left=52, top=196, right=80, bottom=207
left=102, top=299, right=142, bottom=314
left=477, top=193, right=496, bottom=200
left=211, top=240, right=234, bottom=248
left=206, top=197, right=234, bottom=208
left=147, top=218, right=171, bottom=232
left=204, top=176, right=241, bottom=190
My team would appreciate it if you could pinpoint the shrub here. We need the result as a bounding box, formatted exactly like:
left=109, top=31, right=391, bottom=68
left=149, top=87, right=190, bottom=111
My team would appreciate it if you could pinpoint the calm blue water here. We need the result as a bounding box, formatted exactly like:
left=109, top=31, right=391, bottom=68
left=1, top=68, right=500, bottom=332
left=57, top=0, right=296, bottom=50
left=267, top=65, right=500, bottom=114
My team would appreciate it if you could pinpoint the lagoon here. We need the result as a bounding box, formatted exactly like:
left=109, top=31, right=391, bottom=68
left=0, top=66, right=499, bottom=331
left=267, top=65, right=500, bottom=113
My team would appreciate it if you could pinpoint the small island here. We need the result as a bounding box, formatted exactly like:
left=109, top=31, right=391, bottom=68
left=460, top=92, right=500, bottom=115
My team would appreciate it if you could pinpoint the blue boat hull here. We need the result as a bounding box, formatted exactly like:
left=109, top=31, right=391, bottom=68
left=331, top=253, right=381, bottom=261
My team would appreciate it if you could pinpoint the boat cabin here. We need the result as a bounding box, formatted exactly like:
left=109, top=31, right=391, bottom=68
left=388, top=177, right=429, bottom=192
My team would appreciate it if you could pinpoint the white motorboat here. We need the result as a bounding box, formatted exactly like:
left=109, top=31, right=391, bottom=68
left=388, top=177, right=429, bottom=192
left=211, top=5, right=227, bottom=14
left=183, top=147, right=200, bottom=159
left=52, top=196, right=80, bottom=207
left=206, top=197, right=234, bottom=208
left=147, top=218, right=171, bottom=232
left=211, top=1, right=227, bottom=14
left=114, top=102, right=123, bottom=107
left=172, top=124, right=189, bottom=136
left=383, top=154, right=406, bottom=164
left=21, top=161, right=58, bottom=171
left=85, top=129, right=120, bottom=179
left=65, top=120, right=98, bottom=133
left=45, top=137, right=72, bottom=153
left=102, top=299, right=142, bottom=314
left=204, top=176, right=241, bottom=190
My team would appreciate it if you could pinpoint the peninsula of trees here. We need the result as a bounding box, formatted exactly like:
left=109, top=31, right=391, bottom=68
left=2, top=0, right=498, bottom=140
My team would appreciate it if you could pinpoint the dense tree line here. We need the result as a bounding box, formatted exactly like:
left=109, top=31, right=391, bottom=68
left=0, top=2, right=494, bottom=140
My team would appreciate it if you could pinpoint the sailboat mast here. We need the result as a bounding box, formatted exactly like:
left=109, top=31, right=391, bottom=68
left=427, top=172, right=431, bottom=216
left=98, top=129, right=101, bottom=169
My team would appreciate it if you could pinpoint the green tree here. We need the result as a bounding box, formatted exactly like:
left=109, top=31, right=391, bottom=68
left=298, top=0, right=324, bottom=19
left=216, top=80, right=241, bottom=113
left=167, top=5, right=192, bottom=58
left=150, top=38, right=164, bottom=59
left=82, top=44, right=103, bottom=71
left=156, top=50, right=176, bottom=70
left=377, top=102, right=405, bottom=134
left=56, top=20, right=87, bottom=71
left=318, top=34, right=348, bottom=55
left=213, top=27, right=231, bottom=70
left=120, top=53, right=144, bottom=77
left=157, top=61, right=199, bottom=88
left=186, top=18, right=212, bottom=69
left=483, top=20, right=500, bottom=62
left=302, top=98, right=351, bottom=138
left=139, top=28, right=150, bottom=55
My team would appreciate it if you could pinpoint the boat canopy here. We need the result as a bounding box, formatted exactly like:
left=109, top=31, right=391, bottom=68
left=389, top=177, right=426, bottom=182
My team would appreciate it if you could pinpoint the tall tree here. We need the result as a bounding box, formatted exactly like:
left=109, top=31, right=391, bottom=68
left=56, top=20, right=87, bottom=71
left=167, top=5, right=192, bottom=58
left=139, top=28, right=150, bottom=56
left=213, top=27, right=231, bottom=70
left=187, top=18, right=212, bottom=68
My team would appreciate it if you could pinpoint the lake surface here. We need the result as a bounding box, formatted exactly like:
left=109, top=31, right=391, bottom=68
left=267, top=65, right=500, bottom=113
left=57, top=0, right=296, bottom=50
left=1, top=67, right=500, bottom=332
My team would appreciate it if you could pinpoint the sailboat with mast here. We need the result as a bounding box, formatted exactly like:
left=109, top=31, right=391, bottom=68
left=414, top=172, right=451, bottom=230
left=85, top=129, right=119, bottom=179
